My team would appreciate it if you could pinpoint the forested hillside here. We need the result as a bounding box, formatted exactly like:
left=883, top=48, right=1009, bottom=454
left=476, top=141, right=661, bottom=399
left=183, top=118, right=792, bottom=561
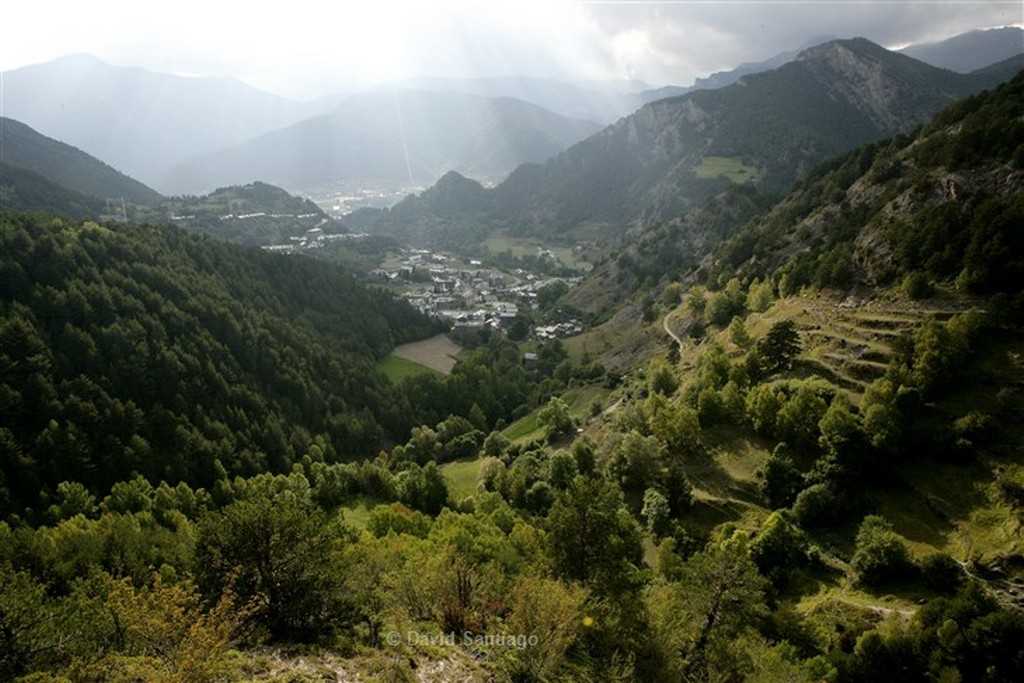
left=0, top=214, right=446, bottom=514
left=709, top=70, right=1024, bottom=297
left=155, top=181, right=343, bottom=247
left=0, top=117, right=164, bottom=206
left=0, top=163, right=107, bottom=221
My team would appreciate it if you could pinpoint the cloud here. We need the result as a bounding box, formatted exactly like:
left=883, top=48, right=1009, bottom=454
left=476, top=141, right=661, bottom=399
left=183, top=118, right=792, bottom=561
left=1, top=0, right=1018, bottom=98
left=583, top=1, right=1019, bottom=83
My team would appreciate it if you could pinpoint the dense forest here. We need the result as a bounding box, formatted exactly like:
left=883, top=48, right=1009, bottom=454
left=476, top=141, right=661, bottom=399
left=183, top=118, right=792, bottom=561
left=2, top=66, right=1024, bottom=683
left=0, top=214, right=596, bottom=524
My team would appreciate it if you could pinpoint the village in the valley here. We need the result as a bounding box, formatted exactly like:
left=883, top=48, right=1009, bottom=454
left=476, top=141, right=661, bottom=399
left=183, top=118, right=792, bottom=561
left=266, top=227, right=586, bottom=341
left=372, top=247, right=585, bottom=340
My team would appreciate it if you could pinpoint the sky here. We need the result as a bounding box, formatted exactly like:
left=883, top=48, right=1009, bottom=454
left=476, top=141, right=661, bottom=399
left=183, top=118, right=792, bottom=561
left=2, top=1, right=1020, bottom=99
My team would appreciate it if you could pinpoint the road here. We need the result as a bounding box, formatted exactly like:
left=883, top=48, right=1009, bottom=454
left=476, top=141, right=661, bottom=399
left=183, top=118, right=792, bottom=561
left=663, top=308, right=691, bottom=351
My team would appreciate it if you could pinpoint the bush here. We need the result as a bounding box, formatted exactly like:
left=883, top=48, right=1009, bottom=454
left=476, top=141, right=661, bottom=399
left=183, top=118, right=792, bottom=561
left=791, top=483, right=840, bottom=528
left=852, top=515, right=914, bottom=587
left=918, top=553, right=964, bottom=594
left=997, top=465, right=1024, bottom=509
left=902, top=271, right=934, bottom=300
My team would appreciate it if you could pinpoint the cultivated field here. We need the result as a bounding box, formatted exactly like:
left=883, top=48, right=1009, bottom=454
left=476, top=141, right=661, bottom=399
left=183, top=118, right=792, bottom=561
left=694, top=155, right=757, bottom=182
left=391, top=333, right=462, bottom=374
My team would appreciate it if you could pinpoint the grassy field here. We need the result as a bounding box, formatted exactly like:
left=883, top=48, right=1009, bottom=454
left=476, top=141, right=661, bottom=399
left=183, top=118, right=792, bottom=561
left=879, top=457, right=1024, bottom=563
left=561, top=303, right=655, bottom=369
left=391, top=334, right=462, bottom=374
left=378, top=354, right=443, bottom=382
left=503, top=411, right=543, bottom=443
left=482, top=234, right=591, bottom=271
left=694, top=156, right=757, bottom=183
left=340, top=497, right=379, bottom=532
left=440, top=458, right=483, bottom=500
left=501, top=384, right=615, bottom=445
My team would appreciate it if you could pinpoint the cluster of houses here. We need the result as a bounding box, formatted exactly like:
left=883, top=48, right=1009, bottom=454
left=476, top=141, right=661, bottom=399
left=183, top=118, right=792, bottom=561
left=259, top=233, right=583, bottom=339
left=262, top=227, right=368, bottom=252
left=373, top=249, right=582, bottom=338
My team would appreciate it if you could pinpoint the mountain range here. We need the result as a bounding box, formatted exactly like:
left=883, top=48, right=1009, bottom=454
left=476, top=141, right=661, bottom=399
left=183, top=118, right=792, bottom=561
left=569, top=68, right=1024, bottom=319
left=3, top=26, right=1017, bottom=200
left=900, top=26, right=1024, bottom=72
left=348, top=38, right=1023, bottom=246
left=162, top=89, right=603, bottom=194
left=0, top=56, right=603, bottom=195
left=0, top=54, right=313, bottom=191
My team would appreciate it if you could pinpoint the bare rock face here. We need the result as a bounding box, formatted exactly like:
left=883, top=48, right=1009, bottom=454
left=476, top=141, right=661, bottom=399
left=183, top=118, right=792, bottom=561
left=795, top=39, right=964, bottom=135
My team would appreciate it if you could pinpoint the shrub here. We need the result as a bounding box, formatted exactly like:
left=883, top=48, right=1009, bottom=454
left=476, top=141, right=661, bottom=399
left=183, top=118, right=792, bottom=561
left=852, top=515, right=914, bottom=587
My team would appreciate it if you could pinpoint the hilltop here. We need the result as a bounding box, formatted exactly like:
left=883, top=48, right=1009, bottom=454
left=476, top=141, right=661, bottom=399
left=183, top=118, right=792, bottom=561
left=153, top=181, right=342, bottom=247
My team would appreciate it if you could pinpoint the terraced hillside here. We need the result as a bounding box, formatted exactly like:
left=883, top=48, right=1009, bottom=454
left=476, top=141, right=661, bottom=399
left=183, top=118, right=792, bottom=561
left=654, top=287, right=1024, bottom=619
left=784, top=294, right=972, bottom=393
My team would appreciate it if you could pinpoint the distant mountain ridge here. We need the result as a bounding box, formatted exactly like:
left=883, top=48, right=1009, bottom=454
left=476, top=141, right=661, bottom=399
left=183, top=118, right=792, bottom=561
left=0, top=116, right=163, bottom=205
left=0, top=162, right=107, bottom=220
left=900, top=26, right=1023, bottom=72
left=163, top=89, right=604, bottom=194
left=567, top=68, right=1024, bottom=319
left=0, top=54, right=317, bottom=191
left=350, top=38, right=1023, bottom=245
left=3, top=28, right=1016, bottom=198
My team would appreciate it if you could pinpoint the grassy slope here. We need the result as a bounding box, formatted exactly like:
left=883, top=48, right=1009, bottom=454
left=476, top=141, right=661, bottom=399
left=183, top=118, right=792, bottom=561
left=378, top=354, right=443, bottom=383
left=434, top=288, right=1021, bottom=621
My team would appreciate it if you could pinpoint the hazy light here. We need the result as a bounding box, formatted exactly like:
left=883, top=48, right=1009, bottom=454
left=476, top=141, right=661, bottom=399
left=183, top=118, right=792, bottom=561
left=1, top=0, right=1017, bottom=98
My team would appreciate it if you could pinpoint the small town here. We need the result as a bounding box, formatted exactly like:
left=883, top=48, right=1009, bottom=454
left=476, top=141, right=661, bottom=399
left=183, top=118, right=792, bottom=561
left=372, top=247, right=585, bottom=339
left=261, top=228, right=585, bottom=339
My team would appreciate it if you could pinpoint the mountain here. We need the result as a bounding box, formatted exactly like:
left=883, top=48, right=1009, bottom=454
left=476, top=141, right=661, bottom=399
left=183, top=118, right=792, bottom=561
left=900, top=26, right=1023, bottom=73
left=0, top=54, right=316, bottom=191
left=0, top=117, right=163, bottom=206
left=0, top=163, right=107, bottom=219
left=355, top=38, right=1022, bottom=246
left=671, top=36, right=839, bottom=97
left=344, top=171, right=494, bottom=249
left=710, top=69, right=1024, bottom=296
left=395, top=75, right=647, bottom=124
left=396, top=44, right=840, bottom=125
left=571, top=68, right=1024, bottom=322
left=163, top=89, right=604, bottom=195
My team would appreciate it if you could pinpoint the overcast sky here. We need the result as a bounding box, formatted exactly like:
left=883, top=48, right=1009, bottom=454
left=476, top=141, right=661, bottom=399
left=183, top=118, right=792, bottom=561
left=2, top=1, right=1020, bottom=99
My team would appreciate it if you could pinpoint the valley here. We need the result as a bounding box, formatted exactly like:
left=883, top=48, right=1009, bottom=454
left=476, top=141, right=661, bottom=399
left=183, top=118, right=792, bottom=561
left=1, top=27, right=1023, bottom=683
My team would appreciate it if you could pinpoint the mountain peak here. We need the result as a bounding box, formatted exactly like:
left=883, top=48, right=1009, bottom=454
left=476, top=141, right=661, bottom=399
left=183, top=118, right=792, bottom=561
left=796, top=37, right=893, bottom=62
left=421, top=170, right=488, bottom=210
